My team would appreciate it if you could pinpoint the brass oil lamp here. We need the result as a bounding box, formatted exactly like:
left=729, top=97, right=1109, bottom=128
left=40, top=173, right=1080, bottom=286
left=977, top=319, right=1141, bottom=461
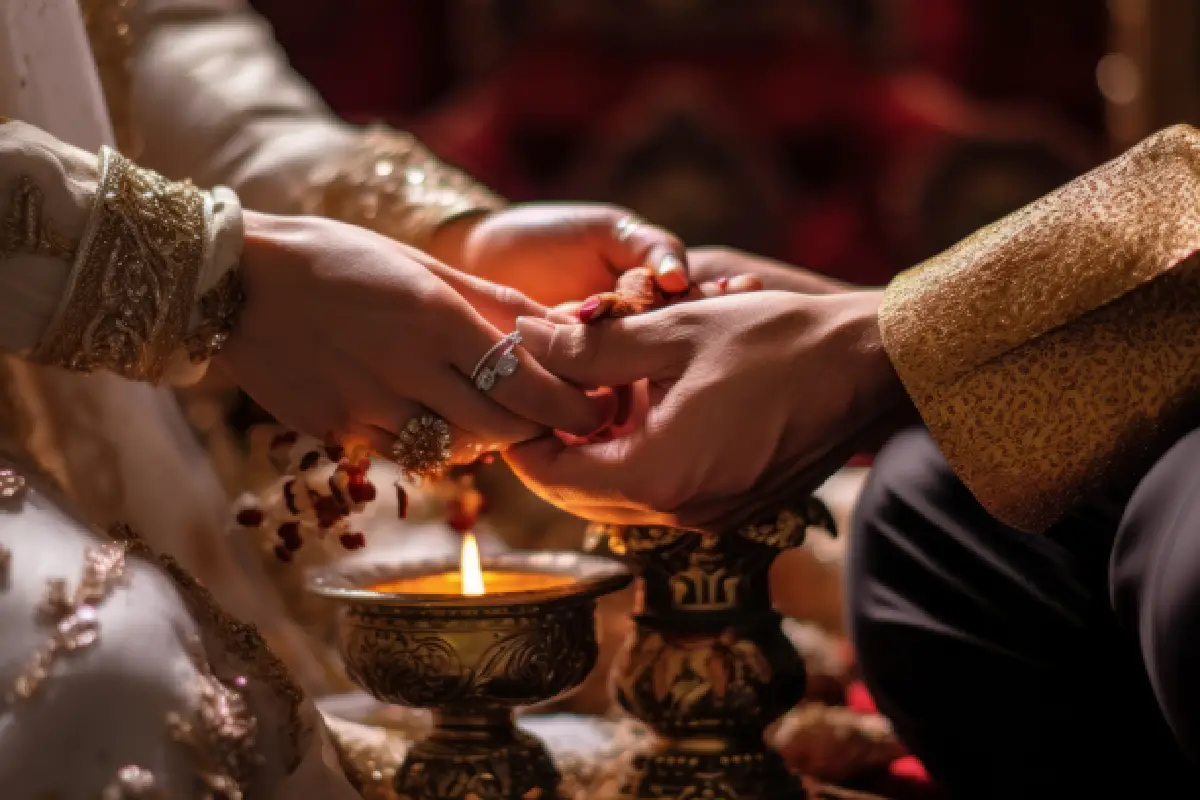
left=309, top=534, right=632, bottom=800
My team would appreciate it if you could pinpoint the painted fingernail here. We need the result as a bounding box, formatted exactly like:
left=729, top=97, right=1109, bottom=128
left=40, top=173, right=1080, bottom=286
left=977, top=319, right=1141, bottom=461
left=577, top=296, right=603, bottom=324
left=654, top=253, right=689, bottom=293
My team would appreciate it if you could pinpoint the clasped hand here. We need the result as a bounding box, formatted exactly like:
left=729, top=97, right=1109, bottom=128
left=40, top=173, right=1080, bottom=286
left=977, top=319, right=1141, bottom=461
left=219, top=208, right=911, bottom=531
left=218, top=204, right=693, bottom=462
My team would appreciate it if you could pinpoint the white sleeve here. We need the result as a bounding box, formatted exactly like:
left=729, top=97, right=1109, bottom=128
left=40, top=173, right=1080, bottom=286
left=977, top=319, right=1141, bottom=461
left=0, top=119, right=242, bottom=384
left=123, top=0, right=504, bottom=243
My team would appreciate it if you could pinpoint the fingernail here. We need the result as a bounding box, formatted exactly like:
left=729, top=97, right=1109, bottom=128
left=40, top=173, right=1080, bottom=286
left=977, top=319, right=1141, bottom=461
left=577, top=296, right=603, bottom=324
left=716, top=276, right=729, bottom=292
left=654, top=253, right=689, bottom=293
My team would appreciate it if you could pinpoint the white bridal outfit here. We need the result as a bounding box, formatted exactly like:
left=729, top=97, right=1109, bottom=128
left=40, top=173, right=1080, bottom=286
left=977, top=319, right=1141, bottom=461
left=0, top=0, right=501, bottom=795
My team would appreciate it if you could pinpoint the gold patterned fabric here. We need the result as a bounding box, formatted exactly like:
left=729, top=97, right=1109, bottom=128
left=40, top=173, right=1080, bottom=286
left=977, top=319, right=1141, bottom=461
left=185, top=267, right=246, bottom=365
left=879, top=124, right=1200, bottom=532
left=78, top=0, right=142, bottom=158
left=29, top=146, right=207, bottom=381
left=308, top=127, right=506, bottom=248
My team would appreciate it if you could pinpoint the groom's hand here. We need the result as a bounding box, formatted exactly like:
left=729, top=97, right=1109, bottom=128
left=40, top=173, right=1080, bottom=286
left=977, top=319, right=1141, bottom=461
left=503, top=290, right=910, bottom=530
left=688, top=247, right=850, bottom=295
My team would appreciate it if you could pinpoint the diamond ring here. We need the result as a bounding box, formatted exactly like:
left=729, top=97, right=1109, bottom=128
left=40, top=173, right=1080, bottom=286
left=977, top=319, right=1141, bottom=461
left=470, top=331, right=522, bottom=393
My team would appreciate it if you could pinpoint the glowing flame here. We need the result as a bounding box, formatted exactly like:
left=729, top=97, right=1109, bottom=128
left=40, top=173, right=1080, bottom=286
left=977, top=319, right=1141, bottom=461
left=460, top=533, right=485, bottom=596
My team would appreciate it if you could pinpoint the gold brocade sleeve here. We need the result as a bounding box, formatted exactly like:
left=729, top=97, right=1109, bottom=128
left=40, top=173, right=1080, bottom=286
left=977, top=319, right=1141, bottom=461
left=879, top=124, right=1200, bottom=533
left=11, top=136, right=245, bottom=383
left=305, top=126, right=507, bottom=249
left=94, top=0, right=504, bottom=248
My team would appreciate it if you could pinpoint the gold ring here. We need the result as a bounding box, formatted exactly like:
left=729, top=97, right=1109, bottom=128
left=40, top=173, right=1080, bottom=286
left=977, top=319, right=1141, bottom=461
left=391, top=415, right=452, bottom=484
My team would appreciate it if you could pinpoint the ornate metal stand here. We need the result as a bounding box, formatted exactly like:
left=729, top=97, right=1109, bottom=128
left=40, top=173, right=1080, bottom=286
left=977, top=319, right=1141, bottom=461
left=586, top=498, right=836, bottom=800
left=309, top=552, right=631, bottom=800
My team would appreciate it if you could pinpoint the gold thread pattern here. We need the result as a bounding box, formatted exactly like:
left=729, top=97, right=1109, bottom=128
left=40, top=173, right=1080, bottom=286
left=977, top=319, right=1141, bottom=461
left=308, top=127, right=505, bottom=248
left=879, top=124, right=1200, bottom=532
left=30, top=148, right=207, bottom=382
left=0, top=176, right=76, bottom=261
left=184, top=268, right=246, bottom=364
left=0, top=467, right=26, bottom=506
left=78, top=0, right=142, bottom=158
left=6, top=542, right=128, bottom=704
left=167, top=636, right=260, bottom=800
left=108, top=524, right=313, bottom=773
left=100, top=765, right=168, bottom=799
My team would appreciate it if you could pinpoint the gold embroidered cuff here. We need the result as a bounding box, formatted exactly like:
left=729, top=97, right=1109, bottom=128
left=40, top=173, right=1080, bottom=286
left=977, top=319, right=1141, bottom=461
left=879, top=124, right=1200, bottom=532
left=30, top=147, right=207, bottom=382
left=307, top=127, right=506, bottom=248
left=183, top=268, right=246, bottom=365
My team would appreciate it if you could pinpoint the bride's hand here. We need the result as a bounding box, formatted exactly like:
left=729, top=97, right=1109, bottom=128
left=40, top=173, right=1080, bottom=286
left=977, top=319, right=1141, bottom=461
left=503, top=290, right=915, bottom=530
left=428, top=204, right=690, bottom=308
left=687, top=247, right=849, bottom=295
left=217, top=212, right=610, bottom=461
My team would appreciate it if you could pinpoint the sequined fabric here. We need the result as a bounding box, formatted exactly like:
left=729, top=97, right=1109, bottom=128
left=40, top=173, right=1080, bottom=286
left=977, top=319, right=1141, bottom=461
left=30, top=147, right=207, bottom=382
left=8, top=542, right=128, bottom=704
left=879, top=124, right=1200, bottom=532
left=184, top=268, right=246, bottom=365
left=109, top=524, right=313, bottom=774
left=78, top=0, right=142, bottom=158
left=100, top=765, right=167, bottom=799
left=308, top=127, right=506, bottom=248
left=168, top=637, right=260, bottom=800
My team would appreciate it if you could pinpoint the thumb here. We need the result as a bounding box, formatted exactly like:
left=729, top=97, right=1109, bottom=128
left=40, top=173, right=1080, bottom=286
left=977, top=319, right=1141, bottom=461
left=593, top=215, right=689, bottom=294
left=516, top=313, right=683, bottom=388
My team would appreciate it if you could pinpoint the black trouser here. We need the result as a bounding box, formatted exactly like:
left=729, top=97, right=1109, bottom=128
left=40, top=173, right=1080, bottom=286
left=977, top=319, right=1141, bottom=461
left=848, top=427, right=1200, bottom=798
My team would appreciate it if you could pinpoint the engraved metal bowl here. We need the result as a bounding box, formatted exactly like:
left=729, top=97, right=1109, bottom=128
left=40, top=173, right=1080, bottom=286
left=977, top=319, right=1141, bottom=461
left=308, top=551, right=631, bottom=800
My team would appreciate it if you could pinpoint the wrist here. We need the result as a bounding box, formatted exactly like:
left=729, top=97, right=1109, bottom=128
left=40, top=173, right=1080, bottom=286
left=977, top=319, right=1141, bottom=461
left=831, top=289, right=915, bottom=441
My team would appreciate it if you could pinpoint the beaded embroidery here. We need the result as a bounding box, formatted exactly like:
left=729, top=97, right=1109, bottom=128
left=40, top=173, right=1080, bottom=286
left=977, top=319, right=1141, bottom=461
left=0, top=467, right=26, bottom=506
left=30, top=148, right=207, bottom=382
left=109, top=524, right=312, bottom=773
left=183, top=268, right=246, bottom=365
left=7, top=542, right=128, bottom=703
left=308, top=127, right=505, bottom=247
left=78, top=0, right=142, bottom=158
left=167, top=637, right=259, bottom=800
left=100, top=765, right=167, bottom=799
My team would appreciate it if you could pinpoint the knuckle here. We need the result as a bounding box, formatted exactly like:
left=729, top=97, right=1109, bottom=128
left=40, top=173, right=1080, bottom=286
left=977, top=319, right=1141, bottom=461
left=490, top=283, right=528, bottom=312
left=547, top=323, right=592, bottom=362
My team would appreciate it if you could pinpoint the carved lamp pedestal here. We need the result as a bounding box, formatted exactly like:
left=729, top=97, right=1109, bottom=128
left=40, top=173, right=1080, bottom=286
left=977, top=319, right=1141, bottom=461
left=309, top=552, right=631, bottom=800
left=586, top=499, right=836, bottom=800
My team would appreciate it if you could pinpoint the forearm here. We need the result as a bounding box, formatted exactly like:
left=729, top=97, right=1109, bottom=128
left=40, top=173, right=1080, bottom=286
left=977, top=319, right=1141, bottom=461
left=878, top=124, right=1200, bottom=532
left=0, top=119, right=243, bottom=383
left=124, top=0, right=503, bottom=248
